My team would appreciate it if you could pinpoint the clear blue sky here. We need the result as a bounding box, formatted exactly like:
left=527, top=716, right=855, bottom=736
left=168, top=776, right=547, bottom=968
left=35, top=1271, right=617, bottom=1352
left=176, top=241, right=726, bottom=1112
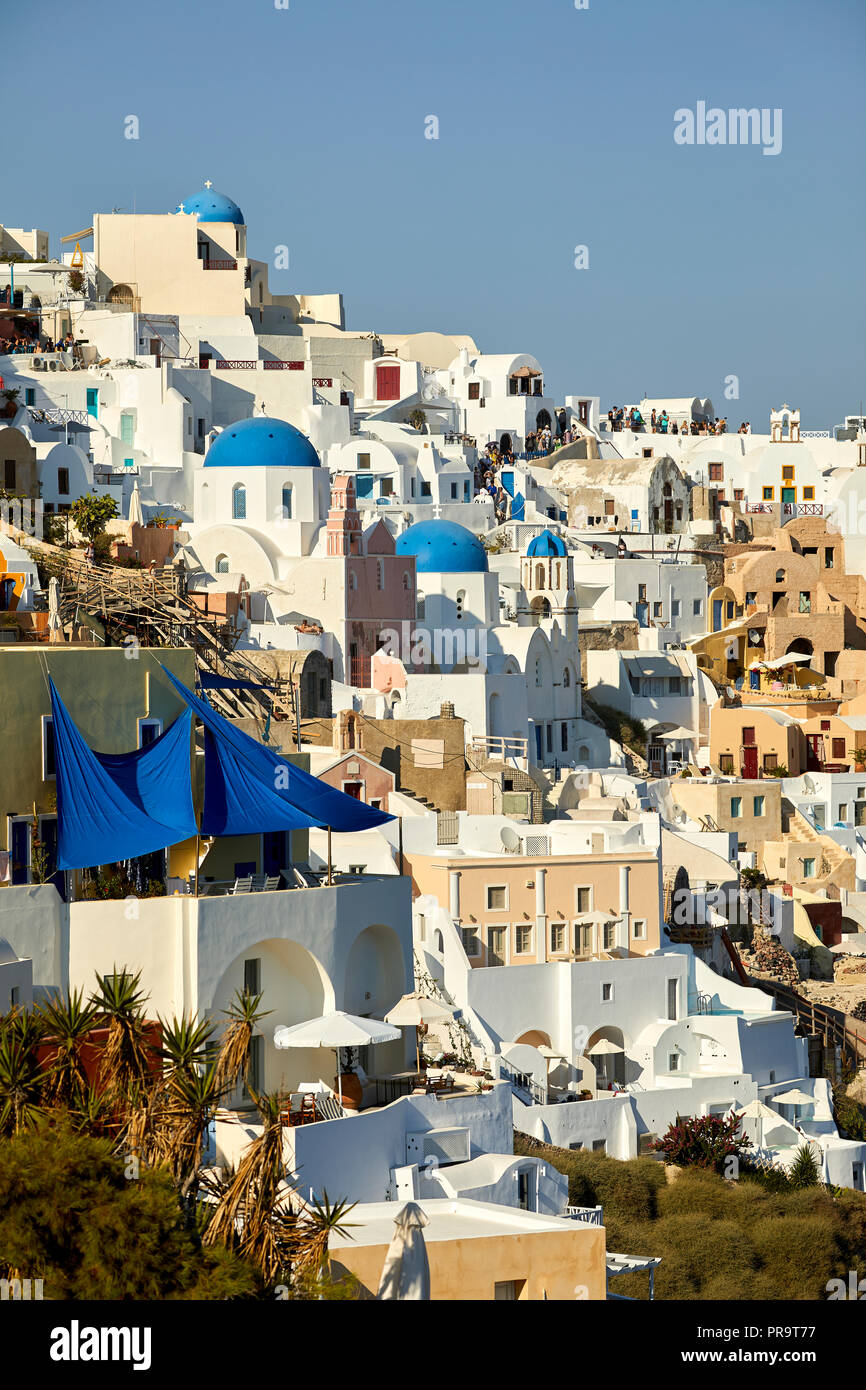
left=9, top=0, right=865, bottom=428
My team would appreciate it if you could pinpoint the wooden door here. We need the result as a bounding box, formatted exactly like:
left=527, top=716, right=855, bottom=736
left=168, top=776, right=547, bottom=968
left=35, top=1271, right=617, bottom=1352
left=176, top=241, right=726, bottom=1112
left=742, top=745, right=759, bottom=779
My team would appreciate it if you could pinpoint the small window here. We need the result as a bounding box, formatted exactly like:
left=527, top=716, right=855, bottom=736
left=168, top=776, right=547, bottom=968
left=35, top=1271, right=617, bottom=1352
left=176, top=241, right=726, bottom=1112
left=832, top=738, right=846, bottom=759
left=450, top=482, right=458, bottom=499
left=603, top=921, right=615, bottom=951
left=487, top=885, right=507, bottom=910
left=376, top=560, right=385, bottom=590
left=669, top=1053, right=680, bottom=1072
left=638, top=584, right=647, bottom=603
left=762, top=487, right=774, bottom=501
left=58, top=467, right=70, bottom=495
left=215, top=554, right=229, bottom=574
left=232, top=483, right=246, bottom=520
left=515, top=925, right=532, bottom=955
left=838, top=803, right=848, bottom=822
left=281, top=484, right=293, bottom=519
left=592, top=1140, right=606, bottom=1153
left=719, top=753, right=734, bottom=774
left=551, top=921, right=566, bottom=954
left=782, top=465, right=794, bottom=481
left=693, top=598, right=702, bottom=616
left=42, top=716, right=56, bottom=779
left=416, top=591, right=425, bottom=620
left=653, top=601, right=663, bottom=618
left=802, top=858, right=816, bottom=878
left=358, top=453, right=371, bottom=469
left=753, top=795, right=765, bottom=816
left=243, top=958, right=261, bottom=996
left=601, top=982, right=613, bottom=1002
left=730, top=797, right=742, bottom=818
left=604, top=498, right=615, bottom=516
left=824, top=547, right=834, bottom=568
left=576, top=886, right=592, bottom=914
left=468, top=382, right=480, bottom=400
left=632, top=919, right=646, bottom=939
left=708, top=462, right=723, bottom=481
left=802, top=486, right=814, bottom=501
left=461, top=927, right=480, bottom=957
left=4, top=459, right=15, bottom=490
left=763, top=753, right=778, bottom=772
left=671, top=598, right=681, bottom=618
left=25, top=387, right=35, bottom=406
left=139, top=719, right=162, bottom=748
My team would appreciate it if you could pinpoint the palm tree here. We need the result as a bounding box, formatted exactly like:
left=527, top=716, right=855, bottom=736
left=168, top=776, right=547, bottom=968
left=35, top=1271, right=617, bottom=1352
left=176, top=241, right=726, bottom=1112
left=38, top=988, right=98, bottom=1109
left=90, top=967, right=155, bottom=1109
left=214, top=990, right=270, bottom=1099
left=0, top=1035, right=45, bottom=1137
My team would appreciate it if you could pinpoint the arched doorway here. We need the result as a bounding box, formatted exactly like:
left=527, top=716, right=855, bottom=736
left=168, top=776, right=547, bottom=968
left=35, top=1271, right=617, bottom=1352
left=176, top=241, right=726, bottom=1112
left=530, top=596, right=551, bottom=626
left=585, top=1025, right=627, bottom=1088
left=210, top=938, right=334, bottom=1100
left=515, top=1029, right=552, bottom=1049
left=536, top=409, right=552, bottom=432
left=500, top=432, right=513, bottom=456
left=786, top=637, right=813, bottom=657
left=107, top=283, right=135, bottom=306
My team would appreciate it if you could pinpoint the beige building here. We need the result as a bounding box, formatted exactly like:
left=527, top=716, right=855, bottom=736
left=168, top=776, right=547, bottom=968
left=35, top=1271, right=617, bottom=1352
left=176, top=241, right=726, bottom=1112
left=669, top=775, right=782, bottom=852
left=709, top=700, right=805, bottom=779
left=407, top=849, right=662, bottom=962
left=329, top=1198, right=607, bottom=1301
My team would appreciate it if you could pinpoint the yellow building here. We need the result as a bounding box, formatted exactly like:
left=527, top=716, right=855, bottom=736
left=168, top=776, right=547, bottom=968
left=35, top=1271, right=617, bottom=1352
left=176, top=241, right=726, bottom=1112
left=329, top=1198, right=607, bottom=1301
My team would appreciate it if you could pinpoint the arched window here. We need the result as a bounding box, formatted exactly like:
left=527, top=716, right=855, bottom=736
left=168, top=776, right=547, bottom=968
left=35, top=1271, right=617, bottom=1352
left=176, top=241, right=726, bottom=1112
left=417, top=591, right=426, bottom=620
left=402, top=571, right=411, bottom=591
left=456, top=589, right=465, bottom=620
left=535, top=563, right=545, bottom=589
left=281, top=484, right=292, bottom=519
left=775, top=569, right=785, bottom=582
left=348, top=570, right=358, bottom=590
left=563, top=666, right=571, bottom=687
left=215, top=554, right=229, bottom=574
left=377, top=559, right=385, bottom=590
left=232, top=483, right=246, bottom=520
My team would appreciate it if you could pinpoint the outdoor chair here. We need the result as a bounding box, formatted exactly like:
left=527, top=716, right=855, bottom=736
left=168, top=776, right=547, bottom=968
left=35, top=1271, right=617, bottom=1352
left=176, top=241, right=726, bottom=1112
left=262, top=875, right=281, bottom=892
left=282, top=1093, right=315, bottom=1126
left=231, top=876, right=253, bottom=894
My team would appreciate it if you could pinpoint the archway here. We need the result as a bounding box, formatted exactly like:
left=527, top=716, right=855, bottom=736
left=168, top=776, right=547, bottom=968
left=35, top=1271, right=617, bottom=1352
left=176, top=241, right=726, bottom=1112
left=500, top=432, right=513, bottom=455
left=210, top=938, right=334, bottom=1100
left=530, top=596, right=551, bottom=626
left=107, top=283, right=135, bottom=306
left=536, top=409, right=552, bottom=431
left=585, top=1025, right=627, bottom=1087
left=515, top=1029, right=552, bottom=1049
left=344, top=924, right=409, bottom=1075
left=488, top=692, right=502, bottom=736
left=786, top=637, right=813, bottom=657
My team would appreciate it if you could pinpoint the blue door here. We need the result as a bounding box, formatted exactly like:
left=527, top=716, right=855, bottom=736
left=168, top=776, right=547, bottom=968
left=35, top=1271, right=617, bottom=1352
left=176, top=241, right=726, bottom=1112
left=534, top=724, right=543, bottom=761
left=713, top=599, right=723, bottom=631
left=86, top=388, right=98, bottom=419
left=262, top=831, right=287, bottom=877
left=749, top=668, right=760, bottom=691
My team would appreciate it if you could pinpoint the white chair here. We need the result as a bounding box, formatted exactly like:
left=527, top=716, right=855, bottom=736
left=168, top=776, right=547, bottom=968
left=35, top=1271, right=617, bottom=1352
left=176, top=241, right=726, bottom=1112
left=231, top=876, right=253, bottom=894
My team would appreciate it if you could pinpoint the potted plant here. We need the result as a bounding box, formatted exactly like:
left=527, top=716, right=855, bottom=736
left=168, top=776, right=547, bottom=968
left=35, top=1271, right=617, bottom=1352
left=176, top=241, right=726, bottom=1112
left=2, top=387, right=21, bottom=419
left=852, top=748, right=866, bottom=773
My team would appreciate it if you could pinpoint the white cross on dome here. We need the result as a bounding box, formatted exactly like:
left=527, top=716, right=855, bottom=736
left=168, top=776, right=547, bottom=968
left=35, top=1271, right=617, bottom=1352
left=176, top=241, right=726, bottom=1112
left=204, top=179, right=213, bottom=189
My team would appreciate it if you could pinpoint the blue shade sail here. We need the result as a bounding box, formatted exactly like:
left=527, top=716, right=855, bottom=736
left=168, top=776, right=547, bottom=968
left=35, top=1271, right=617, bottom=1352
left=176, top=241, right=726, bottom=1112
left=158, top=666, right=394, bottom=836
left=49, top=678, right=198, bottom=870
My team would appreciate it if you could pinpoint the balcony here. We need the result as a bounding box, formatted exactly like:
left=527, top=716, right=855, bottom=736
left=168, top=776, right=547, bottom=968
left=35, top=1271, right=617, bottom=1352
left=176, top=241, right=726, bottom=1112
left=202, top=259, right=237, bottom=271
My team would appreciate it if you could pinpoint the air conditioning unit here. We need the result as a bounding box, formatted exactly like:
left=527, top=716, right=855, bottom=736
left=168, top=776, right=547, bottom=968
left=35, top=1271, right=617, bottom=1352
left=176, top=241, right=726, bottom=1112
left=406, top=1127, right=470, bottom=1167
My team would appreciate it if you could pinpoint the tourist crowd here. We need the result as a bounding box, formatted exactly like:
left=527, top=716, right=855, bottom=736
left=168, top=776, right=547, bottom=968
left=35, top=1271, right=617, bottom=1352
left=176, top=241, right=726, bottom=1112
left=606, top=406, right=729, bottom=436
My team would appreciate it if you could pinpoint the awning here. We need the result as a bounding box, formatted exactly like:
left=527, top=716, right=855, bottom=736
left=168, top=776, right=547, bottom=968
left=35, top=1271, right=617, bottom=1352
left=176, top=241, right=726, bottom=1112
left=749, top=653, right=813, bottom=671
left=652, top=726, right=697, bottom=741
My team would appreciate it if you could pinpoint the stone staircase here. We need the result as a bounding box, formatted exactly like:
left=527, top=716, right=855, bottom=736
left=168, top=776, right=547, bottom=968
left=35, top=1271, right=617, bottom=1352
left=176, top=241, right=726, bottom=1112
left=781, top=799, right=852, bottom=886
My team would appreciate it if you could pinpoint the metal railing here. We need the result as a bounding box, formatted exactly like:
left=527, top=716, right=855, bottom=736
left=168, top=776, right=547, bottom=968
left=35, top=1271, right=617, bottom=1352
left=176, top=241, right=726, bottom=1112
left=499, top=1058, right=547, bottom=1106
left=564, top=1205, right=604, bottom=1226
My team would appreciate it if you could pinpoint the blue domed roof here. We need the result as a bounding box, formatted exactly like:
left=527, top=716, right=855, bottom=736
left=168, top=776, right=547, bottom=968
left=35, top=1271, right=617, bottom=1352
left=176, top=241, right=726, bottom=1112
left=396, top=519, right=489, bottom=574
left=204, top=417, right=320, bottom=469
left=175, top=188, right=245, bottom=224
left=527, top=529, right=567, bottom=558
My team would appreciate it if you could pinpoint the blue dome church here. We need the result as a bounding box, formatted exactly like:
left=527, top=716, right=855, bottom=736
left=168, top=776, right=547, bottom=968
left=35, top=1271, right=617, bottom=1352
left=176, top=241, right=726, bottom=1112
left=396, top=518, right=498, bottom=634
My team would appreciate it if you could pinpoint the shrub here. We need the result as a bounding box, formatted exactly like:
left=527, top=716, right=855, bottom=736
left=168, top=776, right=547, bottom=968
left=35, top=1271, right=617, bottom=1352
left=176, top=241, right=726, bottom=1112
left=652, top=1113, right=750, bottom=1173
left=750, top=1215, right=844, bottom=1298
left=788, top=1143, right=821, bottom=1189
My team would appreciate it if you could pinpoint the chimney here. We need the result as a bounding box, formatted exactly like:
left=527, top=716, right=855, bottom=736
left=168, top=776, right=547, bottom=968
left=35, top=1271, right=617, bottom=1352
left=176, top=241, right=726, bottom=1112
left=439, top=702, right=455, bottom=720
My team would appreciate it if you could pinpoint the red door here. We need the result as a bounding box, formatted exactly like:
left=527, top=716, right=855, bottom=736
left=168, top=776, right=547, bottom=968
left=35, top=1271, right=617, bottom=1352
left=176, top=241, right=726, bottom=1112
left=376, top=364, right=400, bottom=400
left=742, top=746, right=759, bottom=779
left=343, top=782, right=363, bottom=800
left=806, top=735, right=824, bottom=771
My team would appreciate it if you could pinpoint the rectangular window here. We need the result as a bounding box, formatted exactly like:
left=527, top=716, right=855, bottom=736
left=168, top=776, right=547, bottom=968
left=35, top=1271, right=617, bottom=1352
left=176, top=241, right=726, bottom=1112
left=551, top=922, right=566, bottom=954
left=734, top=488, right=744, bottom=501
left=671, top=598, right=681, bottom=618
left=653, top=602, right=663, bottom=618
left=763, top=753, right=778, bottom=772
left=799, top=591, right=811, bottom=613
left=638, top=584, right=647, bottom=603
left=380, top=478, right=393, bottom=497
left=243, top=958, right=261, bottom=996
left=3, top=459, right=14, bottom=490
left=561, top=721, right=568, bottom=752
left=25, top=387, right=35, bottom=406
left=824, top=548, right=834, bottom=568
left=719, top=753, right=734, bottom=774
left=58, top=467, right=70, bottom=495
left=139, top=719, right=162, bottom=747
left=494, top=1280, right=525, bottom=1301
left=802, top=858, right=816, bottom=878
left=604, top=499, right=615, bottom=516
left=461, top=927, right=480, bottom=957
left=248, top=1035, right=263, bottom=1093
left=468, top=382, right=480, bottom=400
left=693, top=598, right=702, bottom=616
left=515, top=925, right=532, bottom=955
left=667, top=978, right=678, bottom=1020
left=575, top=921, right=592, bottom=956
left=762, top=486, right=774, bottom=501
left=601, top=982, right=613, bottom=1002
left=603, top=922, right=615, bottom=951
left=832, top=738, right=846, bottom=759
left=708, top=462, right=723, bottom=481
left=742, top=726, right=756, bottom=746
left=838, top=803, right=848, bottom=822
left=420, top=480, right=431, bottom=496
left=42, top=716, right=56, bottom=779
left=358, top=453, right=371, bottom=469
left=487, top=885, right=508, bottom=911
left=802, top=486, right=814, bottom=501
left=632, top=919, right=646, bottom=940
left=730, top=797, right=742, bottom=818
left=782, top=465, right=795, bottom=481
left=753, top=795, right=765, bottom=816
left=575, top=886, right=592, bottom=914
left=668, top=676, right=682, bottom=695
left=669, top=1053, right=680, bottom=1072
left=450, top=482, right=457, bottom=499
left=592, top=1140, right=606, bottom=1153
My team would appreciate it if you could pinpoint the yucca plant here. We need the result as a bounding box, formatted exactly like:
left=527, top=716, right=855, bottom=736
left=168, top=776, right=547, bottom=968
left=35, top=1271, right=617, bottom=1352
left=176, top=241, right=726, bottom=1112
left=90, top=967, right=156, bottom=1106
left=291, top=1190, right=358, bottom=1284
left=788, top=1142, right=821, bottom=1189
left=203, top=1090, right=294, bottom=1284
left=0, top=1035, right=45, bottom=1137
left=159, top=1014, right=217, bottom=1079
left=214, top=990, right=270, bottom=1099
left=157, top=1060, right=223, bottom=1204
left=38, top=988, right=98, bottom=1109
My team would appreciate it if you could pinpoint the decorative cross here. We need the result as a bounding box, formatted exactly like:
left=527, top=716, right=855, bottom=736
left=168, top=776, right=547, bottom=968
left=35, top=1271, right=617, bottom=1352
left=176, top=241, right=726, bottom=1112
left=432, top=502, right=443, bottom=519
left=204, top=180, right=213, bottom=190
left=177, top=202, right=185, bottom=213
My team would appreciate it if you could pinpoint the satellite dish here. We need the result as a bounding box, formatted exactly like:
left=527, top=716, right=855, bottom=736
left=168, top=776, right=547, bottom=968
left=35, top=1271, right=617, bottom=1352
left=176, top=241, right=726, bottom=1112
left=500, top=827, right=522, bottom=854
left=802, top=776, right=816, bottom=794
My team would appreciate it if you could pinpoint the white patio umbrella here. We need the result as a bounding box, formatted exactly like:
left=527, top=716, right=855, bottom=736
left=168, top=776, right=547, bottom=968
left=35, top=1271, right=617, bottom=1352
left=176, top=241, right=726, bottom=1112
left=16, top=575, right=35, bottom=611
left=48, top=576, right=63, bottom=642
left=128, top=481, right=144, bottom=527
left=735, top=1098, right=789, bottom=1148
left=376, top=1201, right=431, bottom=1301
left=771, top=1088, right=815, bottom=1123
left=587, top=1036, right=624, bottom=1087
left=273, top=1010, right=401, bottom=1107
left=385, top=993, right=454, bottom=1074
